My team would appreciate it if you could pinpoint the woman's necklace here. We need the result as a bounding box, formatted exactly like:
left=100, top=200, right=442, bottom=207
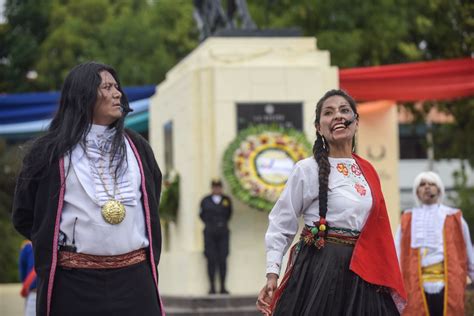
left=86, top=145, right=126, bottom=225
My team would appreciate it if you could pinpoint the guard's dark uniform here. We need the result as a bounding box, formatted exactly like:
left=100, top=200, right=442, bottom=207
left=200, top=194, right=232, bottom=293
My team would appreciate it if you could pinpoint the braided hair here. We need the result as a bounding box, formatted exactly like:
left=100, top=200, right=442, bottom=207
left=313, top=90, right=358, bottom=222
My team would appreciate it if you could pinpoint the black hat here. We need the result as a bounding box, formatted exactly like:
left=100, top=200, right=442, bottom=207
left=211, top=178, right=223, bottom=187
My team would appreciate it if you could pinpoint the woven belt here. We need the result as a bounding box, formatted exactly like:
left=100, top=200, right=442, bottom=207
left=301, top=226, right=360, bottom=246
left=58, top=248, right=147, bottom=269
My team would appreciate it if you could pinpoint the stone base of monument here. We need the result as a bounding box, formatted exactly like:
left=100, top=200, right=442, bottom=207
left=162, top=295, right=260, bottom=316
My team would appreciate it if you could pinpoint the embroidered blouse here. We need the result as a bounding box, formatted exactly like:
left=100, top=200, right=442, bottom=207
left=265, top=156, right=373, bottom=275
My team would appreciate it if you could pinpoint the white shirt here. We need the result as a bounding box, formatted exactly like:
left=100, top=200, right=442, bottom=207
left=211, top=195, right=222, bottom=205
left=265, top=157, right=373, bottom=275
left=60, top=125, right=149, bottom=255
left=395, top=204, right=474, bottom=294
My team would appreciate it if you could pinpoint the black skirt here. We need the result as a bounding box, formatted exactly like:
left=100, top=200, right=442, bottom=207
left=273, top=240, right=399, bottom=316
left=50, top=261, right=161, bottom=316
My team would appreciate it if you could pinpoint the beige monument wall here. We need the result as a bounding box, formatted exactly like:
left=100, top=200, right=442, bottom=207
left=357, top=101, right=400, bottom=232
left=149, top=37, right=400, bottom=296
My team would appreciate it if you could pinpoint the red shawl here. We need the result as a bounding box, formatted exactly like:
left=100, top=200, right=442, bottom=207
left=350, top=154, right=407, bottom=310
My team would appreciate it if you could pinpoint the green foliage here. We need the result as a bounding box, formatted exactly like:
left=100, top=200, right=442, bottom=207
left=0, top=139, right=23, bottom=282
left=159, top=172, right=180, bottom=224
left=37, top=0, right=164, bottom=89
left=437, top=98, right=474, bottom=238
left=248, top=0, right=473, bottom=67
left=159, top=171, right=179, bottom=252
left=433, top=98, right=474, bottom=165
left=1, top=0, right=471, bottom=91
left=0, top=0, right=52, bottom=92
left=1, top=0, right=198, bottom=92
left=449, top=163, right=474, bottom=240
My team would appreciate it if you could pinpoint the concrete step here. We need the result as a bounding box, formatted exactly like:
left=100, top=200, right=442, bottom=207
left=162, top=295, right=260, bottom=316
left=164, top=306, right=260, bottom=316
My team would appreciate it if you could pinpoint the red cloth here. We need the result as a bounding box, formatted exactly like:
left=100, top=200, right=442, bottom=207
left=20, top=268, right=36, bottom=298
left=340, top=58, right=474, bottom=101
left=351, top=154, right=407, bottom=306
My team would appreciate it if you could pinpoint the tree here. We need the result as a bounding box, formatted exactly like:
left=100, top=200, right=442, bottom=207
left=33, top=0, right=198, bottom=90
left=248, top=0, right=473, bottom=67
left=0, top=0, right=52, bottom=92
left=0, top=139, right=23, bottom=282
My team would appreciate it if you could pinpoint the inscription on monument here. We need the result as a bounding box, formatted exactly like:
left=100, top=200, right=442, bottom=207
left=237, top=102, right=303, bottom=131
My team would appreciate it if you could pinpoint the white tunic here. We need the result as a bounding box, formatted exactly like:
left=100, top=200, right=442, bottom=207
left=265, top=157, right=373, bottom=275
left=60, top=125, right=149, bottom=255
left=395, top=204, right=474, bottom=294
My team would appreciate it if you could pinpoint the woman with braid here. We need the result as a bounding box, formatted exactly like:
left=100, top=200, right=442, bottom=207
left=256, top=89, right=406, bottom=315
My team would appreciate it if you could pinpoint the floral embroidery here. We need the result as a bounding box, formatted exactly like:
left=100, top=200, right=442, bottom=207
left=354, top=183, right=367, bottom=196
left=351, top=164, right=362, bottom=176
left=334, top=160, right=369, bottom=196
left=337, top=163, right=349, bottom=176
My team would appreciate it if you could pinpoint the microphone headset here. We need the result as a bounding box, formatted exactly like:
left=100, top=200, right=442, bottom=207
left=343, top=113, right=359, bottom=127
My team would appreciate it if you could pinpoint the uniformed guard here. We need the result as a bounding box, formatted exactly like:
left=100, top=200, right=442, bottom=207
left=199, top=179, right=233, bottom=294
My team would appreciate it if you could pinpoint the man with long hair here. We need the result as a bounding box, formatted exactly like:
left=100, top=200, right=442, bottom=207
left=12, top=62, right=164, bottom=316
left=396, top=171, right=474, bottom=315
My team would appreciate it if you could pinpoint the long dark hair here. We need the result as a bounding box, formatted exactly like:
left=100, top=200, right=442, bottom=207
left=21, top=62, right=131, bottom=182
left=313, top=89, right=358, bottom=220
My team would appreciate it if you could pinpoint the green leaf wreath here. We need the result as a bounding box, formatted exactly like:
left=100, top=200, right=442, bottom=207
left=223, top=124, right=312, bottom=212
left=159, top=171, right=179, bottom=223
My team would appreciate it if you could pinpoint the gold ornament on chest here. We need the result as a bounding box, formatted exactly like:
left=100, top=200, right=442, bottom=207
left=101, top=200, right=126, bottom=225
left=85, top=141, right=127, bottom=225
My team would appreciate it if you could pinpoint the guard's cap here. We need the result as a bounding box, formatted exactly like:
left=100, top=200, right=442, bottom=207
left=211, top=178, right=223, bottom=187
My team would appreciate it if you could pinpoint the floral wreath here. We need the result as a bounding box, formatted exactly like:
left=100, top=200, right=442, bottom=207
left=223, top=125, right=312, bottom=211
left=159, top=170, right=179, bottom=223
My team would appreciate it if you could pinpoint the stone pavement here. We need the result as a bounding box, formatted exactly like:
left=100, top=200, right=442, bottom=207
left=162, top=295, right=260, bottom=315
left=0, top=284, right=260, bottom=316
left=0, top=284, right=23, bottom=316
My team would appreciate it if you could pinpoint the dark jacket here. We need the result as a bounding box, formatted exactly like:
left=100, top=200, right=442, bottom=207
left=199, top=194, right=232, bottom=231
left=12, top=129, right=163, bottom=316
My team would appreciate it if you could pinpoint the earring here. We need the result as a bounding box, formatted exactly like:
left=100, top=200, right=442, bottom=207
left=352, top=136, right=357, bottom=152
left=322, top=136, right=327, bottom=151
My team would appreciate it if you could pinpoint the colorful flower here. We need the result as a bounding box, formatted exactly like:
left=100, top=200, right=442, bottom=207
left=337, top=163, right=349, bottom=176
left=354, top=183, right=367, bottom=196
left=351, top=164, right=362, bottom=176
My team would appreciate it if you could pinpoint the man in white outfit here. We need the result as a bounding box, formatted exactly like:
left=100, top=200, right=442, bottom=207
left=395, top=171, right=474, bottom=315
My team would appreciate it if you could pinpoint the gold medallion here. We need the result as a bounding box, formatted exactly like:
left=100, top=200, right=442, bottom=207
left=101, top=200, right=126, bottom=225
